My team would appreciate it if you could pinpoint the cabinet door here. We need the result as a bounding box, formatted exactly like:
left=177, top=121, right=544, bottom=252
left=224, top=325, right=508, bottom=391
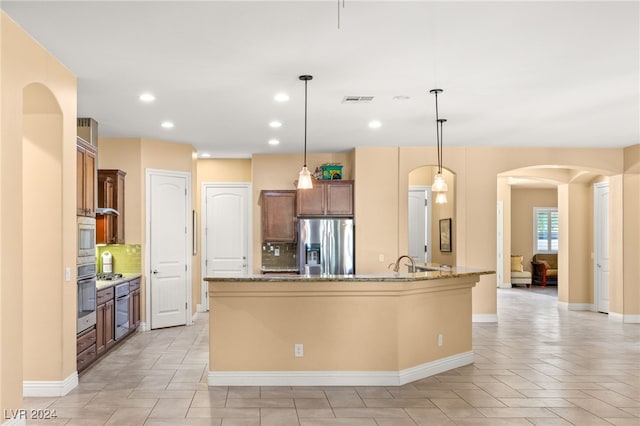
left=98, top=170, right=126, bottom=244
left=105, top=299, right=115, bottom=350
left=96, top=303, right=106, bottom=355
left=131, top=289, right=140, bottom=329
left=115, top=172, right=126, bottom=243
left=262, top=191, right=297, bottom=242
left=97, top=176, right=114, bottom=244
left=76, top=147, right=85, bottom=216
left=326, top=181, right=353, bottom=216
left=83, top=149, right=96, bottom=216
left=296, top=183, right=326, bottom=216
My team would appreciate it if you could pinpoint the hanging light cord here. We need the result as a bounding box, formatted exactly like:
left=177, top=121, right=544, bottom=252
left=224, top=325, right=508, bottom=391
left=434, top=90, right=442, bottom=174
left=438, top=118, right=445, bottom=174
left=303, top=78, right=308, bottom=168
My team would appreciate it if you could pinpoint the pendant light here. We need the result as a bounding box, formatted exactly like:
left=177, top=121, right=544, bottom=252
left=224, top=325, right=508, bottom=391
left=430, top=88, right=448, bottom=203
left=297, top=75, right=313, bottom=189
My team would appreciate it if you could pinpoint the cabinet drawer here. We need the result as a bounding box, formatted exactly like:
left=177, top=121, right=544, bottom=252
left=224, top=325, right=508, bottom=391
left=77, top=328, right=97, bottom=354
left=128, top=278, right=140, bottom=292
left=76, top=344, right=97, bottom=372
left=96, top=286, right=114, bottom=305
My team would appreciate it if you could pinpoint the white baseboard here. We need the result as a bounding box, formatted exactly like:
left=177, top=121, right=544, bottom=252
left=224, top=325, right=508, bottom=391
left=23, top=371, right=77, bottom=397
left=499, top=283, right=512, bottom=289
left=609, top=312, right=640, bottom=323
left=196, top=303, right=207, bottom=313
left=139, top=321, right=149, bottom=332
left=192, top=311, right=198, bottom=322
left=473, top=313, right=498, bottom=323
left=208, top=351, right=474, bottom=387
left=557, top=302, right=594, bottom=311
left=622, top=315, right=640, bottom=324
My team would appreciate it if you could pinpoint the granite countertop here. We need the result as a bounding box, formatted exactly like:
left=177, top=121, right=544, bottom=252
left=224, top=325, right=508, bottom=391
left=205, top=266, right=494, bottom=282
left=96, top=273, right=142, bottom=290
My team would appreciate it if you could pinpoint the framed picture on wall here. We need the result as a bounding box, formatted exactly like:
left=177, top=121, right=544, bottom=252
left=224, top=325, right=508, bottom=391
left=440, top=218, right=452, bottom=252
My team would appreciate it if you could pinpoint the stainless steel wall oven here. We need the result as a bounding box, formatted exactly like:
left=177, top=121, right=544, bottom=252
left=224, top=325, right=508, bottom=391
left=77, top=216, right=97, bottom=334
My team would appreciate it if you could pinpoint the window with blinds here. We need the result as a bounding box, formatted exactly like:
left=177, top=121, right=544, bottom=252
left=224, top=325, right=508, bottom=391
left=534, top=207, right=558, bottom=253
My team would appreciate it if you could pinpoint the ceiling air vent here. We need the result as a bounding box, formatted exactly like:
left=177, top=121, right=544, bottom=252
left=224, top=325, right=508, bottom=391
left=342, top=96, right=374, bottom=104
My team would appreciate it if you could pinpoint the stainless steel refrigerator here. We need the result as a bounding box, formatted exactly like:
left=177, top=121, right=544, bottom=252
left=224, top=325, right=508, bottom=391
left=298, top=218, right=354, bottom=275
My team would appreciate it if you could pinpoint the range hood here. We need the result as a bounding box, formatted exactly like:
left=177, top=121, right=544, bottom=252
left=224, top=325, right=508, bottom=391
left=96, top=208, right=120, bottom=216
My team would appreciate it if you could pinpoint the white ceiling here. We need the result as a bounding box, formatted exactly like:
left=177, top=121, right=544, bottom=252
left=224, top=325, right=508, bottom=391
left=2, top=1, right=639, bottom=158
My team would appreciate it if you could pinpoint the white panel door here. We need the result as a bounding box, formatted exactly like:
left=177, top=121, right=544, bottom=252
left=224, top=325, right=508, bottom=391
left=204, top=185, right=250, bottom=277
left=408, top=186, right=430, bottom=263
left=149, top=172, right=189, bottom=329
left=408, top=188, right=425, bottom=263
left=594, top=182, right=609, bottom=313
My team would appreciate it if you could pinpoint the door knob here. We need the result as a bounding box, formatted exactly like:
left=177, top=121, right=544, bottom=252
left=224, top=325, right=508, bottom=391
left=152, top=269, right=158, bottom=274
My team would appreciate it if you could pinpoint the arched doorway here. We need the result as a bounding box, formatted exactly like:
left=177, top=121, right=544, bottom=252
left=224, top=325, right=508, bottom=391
left=407, top=165, right=456, bottom=266
left=497, top=166, right=619, bottom=311
left=22, top=83, right=65, bottom=385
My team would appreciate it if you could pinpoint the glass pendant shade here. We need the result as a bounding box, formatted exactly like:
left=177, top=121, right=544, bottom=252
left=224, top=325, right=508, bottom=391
left=297, top=166, right=313, bottom=189
left=435, top=192, right=448, bottom=204
left=432, top=172, right=448, bottom=192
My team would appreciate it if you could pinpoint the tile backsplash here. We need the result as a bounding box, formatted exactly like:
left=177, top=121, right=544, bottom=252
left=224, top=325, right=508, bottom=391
left=96, top=244, right=141, bottom=274
left=261, top=243, right=297, bottom=271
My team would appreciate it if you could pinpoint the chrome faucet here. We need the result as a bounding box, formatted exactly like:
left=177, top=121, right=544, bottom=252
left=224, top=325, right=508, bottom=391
left=389, top=255, right=415, bottom=273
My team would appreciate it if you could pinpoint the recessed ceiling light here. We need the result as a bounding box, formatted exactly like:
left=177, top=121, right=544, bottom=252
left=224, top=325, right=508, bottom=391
left=161, top=121, right=174, bottom=129
left=393, top=95, right=410, bottom=100
left=199, top=153, right=211, bottom=158
left=139, top=93, right=156, bottom=102
left=274, top=93, right=289, bottom=102
left=368, top=120, right=382, bottom=129
left=269, top=121, right=282, bottom=128
left=268, top=139, right=280, bottom=146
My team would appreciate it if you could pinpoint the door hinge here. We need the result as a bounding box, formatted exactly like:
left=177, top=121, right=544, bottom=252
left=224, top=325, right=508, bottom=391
left=185, top=264, right=187, bottom=271
left=185, top=302, right=187, bottom=309
left=425, top=199, right=428, bottom=206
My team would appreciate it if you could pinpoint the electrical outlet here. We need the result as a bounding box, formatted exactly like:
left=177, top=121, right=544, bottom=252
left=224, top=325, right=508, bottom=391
left=378, top=254, right=385, bottom=262
left=65, top=267, right=71, bottom=281
left=294, top=343, right=304, bottom=357
left=274, top=247, right=280, bottom=256
left=438, top=334, right=443, bottom=347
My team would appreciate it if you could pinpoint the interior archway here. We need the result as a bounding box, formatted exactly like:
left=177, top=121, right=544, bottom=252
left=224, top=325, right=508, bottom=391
left=497, top=165, right=618, bottom=310
left=407, top=165, right=456, bottom=267
left=22, top=83, right=64, bottom=381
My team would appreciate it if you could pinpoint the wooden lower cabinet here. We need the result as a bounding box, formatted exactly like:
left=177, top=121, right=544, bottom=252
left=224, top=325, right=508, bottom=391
left=77, top=276, right=141, bottom=373
left=129, top=278, right=141, bottom=330
left=76, top=328, right=97, bottom=373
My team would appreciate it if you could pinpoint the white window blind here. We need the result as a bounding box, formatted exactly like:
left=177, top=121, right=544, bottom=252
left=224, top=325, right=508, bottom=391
left=534, top=207, right=558, bottom=253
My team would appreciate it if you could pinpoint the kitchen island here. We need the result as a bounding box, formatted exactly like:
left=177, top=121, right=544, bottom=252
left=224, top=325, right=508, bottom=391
left=205, top=267, right=493, bottom=386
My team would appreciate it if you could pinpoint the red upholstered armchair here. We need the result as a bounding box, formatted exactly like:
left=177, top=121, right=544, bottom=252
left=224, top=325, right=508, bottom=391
left=531, top=253, right=558, bottom=286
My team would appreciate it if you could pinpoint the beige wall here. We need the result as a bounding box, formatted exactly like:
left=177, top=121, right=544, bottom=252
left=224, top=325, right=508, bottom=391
left=511, top=188, right=558, bottom=272
left=623, top=145, right=640, bottom=316
left=1, top=12, right=77, bottom=413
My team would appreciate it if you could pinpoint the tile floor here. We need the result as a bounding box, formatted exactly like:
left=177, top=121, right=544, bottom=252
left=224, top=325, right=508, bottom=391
left=23, top=288, right=639, bottom=425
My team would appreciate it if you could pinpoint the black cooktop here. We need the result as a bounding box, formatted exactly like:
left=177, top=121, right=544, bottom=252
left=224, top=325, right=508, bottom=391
left=97, top=273, right=123, bottom=281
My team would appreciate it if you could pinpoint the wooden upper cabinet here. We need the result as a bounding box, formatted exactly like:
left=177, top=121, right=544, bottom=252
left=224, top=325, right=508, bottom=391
left=297, top=180, right=353, bottom=217
left=326, top=180, right=353, bottom=216
left=261, top=190, right=297, bottom=242
left=97, top=169, right=126, bottom=244
left=76, top=138, right=96, bottom=217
